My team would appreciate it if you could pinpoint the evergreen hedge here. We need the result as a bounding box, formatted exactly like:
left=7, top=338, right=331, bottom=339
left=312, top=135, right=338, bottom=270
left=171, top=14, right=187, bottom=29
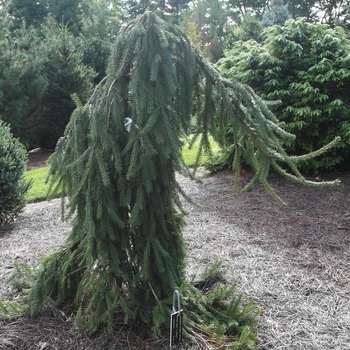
left=0, top=121, right=31, bottom=225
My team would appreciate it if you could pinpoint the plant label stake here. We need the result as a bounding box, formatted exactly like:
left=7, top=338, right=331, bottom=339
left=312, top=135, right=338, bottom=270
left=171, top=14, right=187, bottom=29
left=170, top=290, right=183, bottom=348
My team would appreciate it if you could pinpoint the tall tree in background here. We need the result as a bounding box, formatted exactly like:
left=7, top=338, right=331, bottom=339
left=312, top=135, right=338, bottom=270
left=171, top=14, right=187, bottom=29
left=2, top=1, right=116, bottom=148
left=226, top=13, right=262, bottom=43
left=35, top=18, right=96, bottom=148
left=288, top=0, right=318, bottom=21
left=313, top=0, right=349, bottom=28
left=7, top=0, right=117, bottom=35
left=260, top=0, right=291, bottom=28
left=79, top=0, right=123, bottom=83
left=0, top=7, right=48, bottom=147
left=47, top=0, right=83, bottom=35
left=122, top=0, right=191, bottom=20
left=19, top=13, right=340, bottom=347
left=184, top=0, right=229, bottom=61
left=7, top=0, right=49, bottom=29
left=226, top=0, right=268, bottom=20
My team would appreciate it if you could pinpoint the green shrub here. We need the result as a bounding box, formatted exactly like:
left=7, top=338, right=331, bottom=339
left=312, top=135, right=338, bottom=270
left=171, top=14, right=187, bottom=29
left=0, top=121, right=31, bottom=224
left=218, top=19, right=350, bottom=173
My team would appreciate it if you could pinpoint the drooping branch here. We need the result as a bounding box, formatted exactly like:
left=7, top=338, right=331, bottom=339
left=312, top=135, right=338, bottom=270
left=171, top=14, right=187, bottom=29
left=22, top=11, right=339, bottom=340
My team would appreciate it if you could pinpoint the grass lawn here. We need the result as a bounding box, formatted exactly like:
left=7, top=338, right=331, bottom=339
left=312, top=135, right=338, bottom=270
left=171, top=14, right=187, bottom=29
left=25, top=137, right=219, bottom=203
left=25, top=167, right=51, bottom=203
left=181, top=135, right=219, bottom=166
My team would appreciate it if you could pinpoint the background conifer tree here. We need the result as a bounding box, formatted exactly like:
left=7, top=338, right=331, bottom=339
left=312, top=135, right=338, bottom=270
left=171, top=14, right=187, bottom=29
left=35, top=18, right=96, bottom=148
left=23, top=11, right=338, bottom=342
left=0, top=8, right=48, bottom=148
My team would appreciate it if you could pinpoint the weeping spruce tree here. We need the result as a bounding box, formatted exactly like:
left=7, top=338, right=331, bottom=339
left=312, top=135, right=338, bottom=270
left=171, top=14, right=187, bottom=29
left=23, top=11, right=339, bottom=346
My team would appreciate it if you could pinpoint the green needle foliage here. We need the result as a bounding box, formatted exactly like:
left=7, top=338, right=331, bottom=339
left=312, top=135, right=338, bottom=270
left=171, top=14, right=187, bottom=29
left=217, top=19, right=350, bottom=173
left=11, top=11, right=338, bottom=345
left=0, top=121, right=32, bottom=224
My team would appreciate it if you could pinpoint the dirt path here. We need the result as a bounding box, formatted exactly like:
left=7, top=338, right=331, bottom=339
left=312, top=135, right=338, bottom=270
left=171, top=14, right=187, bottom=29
left=1, top=170, right=349, bottom=349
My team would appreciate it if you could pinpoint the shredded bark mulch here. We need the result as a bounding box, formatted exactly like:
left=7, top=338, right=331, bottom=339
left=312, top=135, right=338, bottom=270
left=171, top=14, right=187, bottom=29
left=0, top=151, right=349, bottom=349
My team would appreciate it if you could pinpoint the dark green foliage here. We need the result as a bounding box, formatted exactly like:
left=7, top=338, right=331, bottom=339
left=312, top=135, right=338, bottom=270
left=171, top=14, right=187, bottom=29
left=36, top=19, right=96, bottom=148
left=29, top=13, right=194, bottom=332
left=1, top=3, right=115, bottom=149
left=13, top=11, right=338, bottom=344
left=0, top=121, right=31, bottom=225
left=288, top=0, right=319, bottom=21
left=152, top=262, right=259, bottom=348
left=8, top=0, right=84, bottom=34
left=0, top=9, right=48, bottom=148
left=48, top=0, right=83, bottom=35
left=218, top=19, right=350, bottom=173
left=79, top=0, right=123, bottom=83
left=8, top=0, right=49, bottom=29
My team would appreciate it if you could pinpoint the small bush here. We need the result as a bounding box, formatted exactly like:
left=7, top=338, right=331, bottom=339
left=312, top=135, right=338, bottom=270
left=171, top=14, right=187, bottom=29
left=0, top=121, right=31, bottom=224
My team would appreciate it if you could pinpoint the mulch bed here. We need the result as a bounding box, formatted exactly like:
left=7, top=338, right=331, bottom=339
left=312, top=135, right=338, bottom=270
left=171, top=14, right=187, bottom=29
left=27, top=149, right=54, bottom=170
left=0, top=151, right=349, bottom=349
